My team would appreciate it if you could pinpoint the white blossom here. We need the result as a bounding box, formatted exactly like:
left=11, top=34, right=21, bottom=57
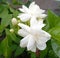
left=18, top=18, right=51, bottom=52
left=17, top=2, right=47, bottom=22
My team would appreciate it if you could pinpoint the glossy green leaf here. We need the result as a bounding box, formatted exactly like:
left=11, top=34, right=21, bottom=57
left=44, top=10, right=60, bottom=31
left=31, top=52, right=36, bottom=58
left=40, top=49, right=47, bottom=58
left=51, top=39, right=60, bottom=58
left=0, top=8, right=12, bottom=33
left=9, top=7, right=19, bottom=17
left=49, top=27, right=60, bottom=42
left=0, top=37, right=12, bottom=58
left=0, top=8, right=8, bottom=18
left=11, top=44, right=17, bottom=51
left=0, top=5, right=5, bottom=13
left=14, top=46, right=24, bottom=56
left=6, top=29, right=20, bottom=44
left=0, top=43, right=3, bottom=56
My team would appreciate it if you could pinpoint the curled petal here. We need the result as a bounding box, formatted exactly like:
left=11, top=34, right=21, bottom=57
left=40, top=30, right=51, bottom=41
left=39, top=9, right=45, bottom=14
left=27, top=35, right=36, bottom=52
left=22, top=5, right=29, bottom=13
left=30, top=17, right=37, bottom=27
left=29, top=1, right=35, bottom=9
left=20, top=35, right=30, bottom=47
left=30, top=17, right=45, bottom=30
left=19, top=5, right=29, bottom=13
left=38, top=20, right=45, bottom=29
left=43, top=30, right=51, bottom=37
left=37, top=30, right=51, bottom=43
left=39, top=14, right=47, bottom=19
left=36, top=43, right=46, bottom=50
left=18, top=23, right=30, bottom=32
left=19, top=8, right=25, bottom=13
left=18, top=29, right=29, bottom=37
left=18, top=13, right=31, bottom=22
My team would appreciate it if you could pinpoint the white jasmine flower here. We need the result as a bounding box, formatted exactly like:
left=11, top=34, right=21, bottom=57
left=17, top=2, right=47, bottom=22
left=12, top=18, right=17, bottom=25
left=18, top=18, right=51, bottom=52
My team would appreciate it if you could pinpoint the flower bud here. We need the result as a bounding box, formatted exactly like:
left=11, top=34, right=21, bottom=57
left=10, top=29, right=14, bottom=33
left=12, top=18, right=17, bottom=25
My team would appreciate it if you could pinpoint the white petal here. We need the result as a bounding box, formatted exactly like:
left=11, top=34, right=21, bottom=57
left=41, top=30, right=51, bottom=40
left=30, top=3, right=40, bottom=11
left=22, top=5, right=29, bottom=13
left=29, top=4, right=41, bottom=16
left=29, top=1, right=35, bottom=9
left=39, top=14, right=47, bottom=19
left=39, top=9, right=45, bottom=14
left=19, top=5, right=29, bottom=13
left=19, top=8, right=25, bottom=12
left=38, top=20, right=45, bottom=29
left=27, top=35, right=36, bottom=52
left=30, top=17, right=45, bottom=30
left=29, top=3, right=46, bottom=18
left=18, top=23, right=30, bottom=32
left=20, top=35, right=30, bottom=47
left=37, top=30, right=51, bottom=43
left=30, top=46, right=36, bottom=52
left=18, top=29, right=29, bottom=37
left=30, top=17, right=38, bottom=27
left=18, top=13, right=31, bottom=22
left=37, top=43, right=46, bottom=50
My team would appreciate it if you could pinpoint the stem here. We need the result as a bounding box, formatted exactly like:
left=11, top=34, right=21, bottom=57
left=36, top=49, right=40, bottom=58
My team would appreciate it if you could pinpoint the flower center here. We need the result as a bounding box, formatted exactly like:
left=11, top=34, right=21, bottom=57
left=34, top=33, right=39, bottom=39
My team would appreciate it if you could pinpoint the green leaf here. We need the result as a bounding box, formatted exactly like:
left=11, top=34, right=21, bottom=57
left=1, top=14, right=12, bottom=27
left=49, top=27, right=60, bottom=42
left=13, top=10, right=19, bottom=17
left=14, top=46, right=24, bottom=56
left=31, top=52, right=36, bottom=58
left=51, top=39, right=60, bottom=58
left=0, top=43, right=3, bottom=56
left=0, top=37, right=12, bottom=58
left=0, top=4, right=5, bottom=13
left=6, top=29, right=20, bottom=44
left=11, top=44, right=17, bottom=51
left=9, top=7, right=19, bottom=17
left=44, top=10, right=60, bottom=31
left=40, top=49, right=47, bottom=58
left=0, top=8, right=12, bottom=33
left=0, top=8, right=8, bottom=18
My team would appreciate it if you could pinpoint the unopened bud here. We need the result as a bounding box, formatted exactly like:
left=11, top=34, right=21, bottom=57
left=10, top=29, right=14, bottom=33
left=12, top=18, right=17, bottom=25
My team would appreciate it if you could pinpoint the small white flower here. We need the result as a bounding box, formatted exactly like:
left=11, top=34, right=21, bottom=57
left=18, top=18, right=51, bottom=52
left=17, top=2, right=47, bottom=22
left=12, top=18, right=17, bottom=25
left=10, top=29, right=14, bottom=33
